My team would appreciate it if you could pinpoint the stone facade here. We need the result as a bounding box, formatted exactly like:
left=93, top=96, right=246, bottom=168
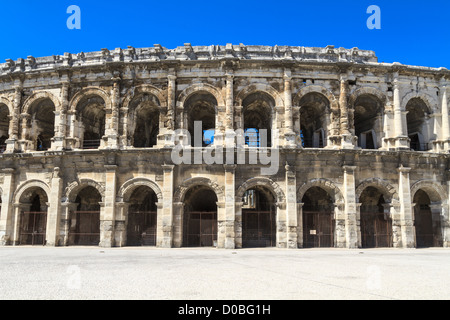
left=0, top=44, right=448, bottom=249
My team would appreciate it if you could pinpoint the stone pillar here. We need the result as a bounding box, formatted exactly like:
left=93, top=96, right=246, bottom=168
left=52, top=82, right=69, bottom=151
left=0, top=168, right=15, bottom=245
left=343, top=166, right=358, bottom=248
left=222, top=165, right=236, bottom=249
left=440, top=83, right=450, bottom=150
left=114, top=202, right=128, bottom=247
left=19, top=113, right=30, bottom=152
left=165, top=74, right=177, bottom=147
left=159, top=165, right=175, bottom=248
left=286, top=165, right=298, bottom=248
left=107, top=78, right=120, bottom=149
left=46, top=167, right=63, bottom=246
left=173, top=202, right=184, bottom=248
left=284, top=75, right=296, bottom=147
left=235, top=201, right=243, bottom=249
left=398, top=166, right=415, bottom=248
left=339, top=76, right=356, bottom=149
left=334, top=201, right=346, bottom=248
left=100, top=165, right=117, bottom=247
left=12, top=204, right=26, bottom=245
left=6, top=87, right=21, bottom=153
left=393, top=74, right=409, bottom=149
left=225, top=73, right=236, bottom=148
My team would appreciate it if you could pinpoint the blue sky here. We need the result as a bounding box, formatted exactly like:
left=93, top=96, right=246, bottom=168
left=1, top=0, right=449, bottom=68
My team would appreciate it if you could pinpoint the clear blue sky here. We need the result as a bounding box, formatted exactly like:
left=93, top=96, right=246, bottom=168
left=1, top=0, right=449, bottom=68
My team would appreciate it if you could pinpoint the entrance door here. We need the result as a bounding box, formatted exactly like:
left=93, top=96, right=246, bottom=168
left=72, top=211, right=100, bottom=246
left=360, top=210, right=392, bottom=248
left=20, top=211, right=47, bottom=245
left=127, top=211, right=157, bottom=246
left=415, top=205, right=434, bottom=248
left=242, top=210, right=276, bottom=248
left=303, top=211, right=334, bottom=248
left=184, top=212, right=217, bottom=247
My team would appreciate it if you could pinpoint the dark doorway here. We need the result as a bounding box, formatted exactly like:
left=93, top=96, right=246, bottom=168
left=70, top=186, right=101, bottom=246
left=183, top=186, right=218, bottom=247
left=127, top=186, right=158, bottom=246
left=242, top=187, right=276, bottom=248
left=20, top=193, right=47, bottom=246
left=360, top=187, right=393, bottom=248
left=302, top=187, right=334, bottom=248
left=414, top=190, right=442, bottom=248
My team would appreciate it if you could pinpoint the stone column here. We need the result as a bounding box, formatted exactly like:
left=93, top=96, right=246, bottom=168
left=235, top=201, right=243, bottom=249
left=159, top=165, right=175, bottom=248
left=398, top=166, right=415, bottom=248
left=114, top=202, right=128, bottom=247
left=165, top=74, right=177, bottom=147
left=119, top=107, right=129, bottom=148
left=107, top=78, right=120, bottom=149
left=0, top=168, right=15, bottom=245
left=225, top=73, right=236, bottom=148
left=12, top=204, right=26, bottom=245
left=173, top=202, right=184, bottom=248
left=339, top=76, right=356, bottom=149
left=6, top=87, right=21, bottom=153
left=61, top=202, right=77, bottom=246
left=223, top=165, right=236, bottom=249
left=393, top=74, right=410, bottom=149
left=334, top=201, right=346, bottom=248
left=276, top=201, right=287, bottom=248
left=286, top=165, right=298, bottom=248
left=99, top=165, right=117, bottom=247
left=46, top=167, right=63, bottom=246
left=440, top=83, right=450, bottom=150
left=343, top=166, right=358, bottom=248
left=284, top=73, right=296, bottom=147
left=19, top=113, right=30, bottom=152
left=52, top=82, right=69, bottom=151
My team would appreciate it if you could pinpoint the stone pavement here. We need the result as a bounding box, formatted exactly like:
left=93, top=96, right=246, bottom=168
left=0, top=247, right=448, bottom=300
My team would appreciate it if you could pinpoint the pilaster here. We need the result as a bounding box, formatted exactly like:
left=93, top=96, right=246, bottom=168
left=398, top=166, right=415, bottom=248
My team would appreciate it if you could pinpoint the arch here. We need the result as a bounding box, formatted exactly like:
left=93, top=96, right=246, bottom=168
left=14, top=180, right=51, bottom=204
left=297, top=178, right=344, bottom=203
left=236, top=177, right=285, bottom=204
left=22, top=91, right=61, bottom=114
left=355, top=178, right=399, bottom=205
left=177, top=83, right=225, bottom=109
left=122, top=84, right=167, bottom=110
left=64, top=179, right=106, bottom=203
left=173, top=177, right=225, bottom=204
left=118, top=178, right=163, bottom=203
left=0, top=96, right=13, bottom=115
left=235, top=83, right=284, bottom=107
left=411, top=180, right=447, bottom=204
left=69, top=87, right=112, bottom=112
left=349, top=86, right=387, bottom=107
left=401, top=92, right=436, bottom=113
left=293, top=85, right=338, bottom=110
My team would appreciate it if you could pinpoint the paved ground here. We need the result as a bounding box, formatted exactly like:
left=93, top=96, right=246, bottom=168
left=0, top=247, right=449, bottom=300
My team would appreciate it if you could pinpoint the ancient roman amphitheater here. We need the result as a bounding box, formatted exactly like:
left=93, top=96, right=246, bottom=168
left=0, top=44, right=448, bottom=249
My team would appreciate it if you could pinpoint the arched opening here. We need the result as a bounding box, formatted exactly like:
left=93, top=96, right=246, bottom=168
left=28, top=99, right=55, bottom=151
left=76, top=96, right=106, bottom=149
left=299, top=93, right=329, bottom=148
left=242, top=186, right=276, bottom=248
left=183, top=185, right=218, bottom=247
left=0, top=104, right=9, bottom=153
left=129, top=94, right=160, bottom=148
left=69, top=186, right=101, bottom=246
left=413, top=190, right=442, bottom=248
left=127, top=186, right=158, bottom=246
left=243, top=92, right=274, bottom=148
left=406, top=98, right=430, bottom=151
left=302, top=187, right=334, bottom=248
left=359, top=187, right=393, bottom=248
left=185, top=92, right=216, bottom=147
left=353, top=95, right=383, bottom=149
left=19, top=187, right=48, bottom=246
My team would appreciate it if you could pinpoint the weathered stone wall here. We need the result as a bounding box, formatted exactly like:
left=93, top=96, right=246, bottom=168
left=0, top=44, right=448, bottom=249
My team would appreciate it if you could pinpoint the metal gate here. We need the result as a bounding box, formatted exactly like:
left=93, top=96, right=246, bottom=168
left=360, top=208, right=393, bottom=248
left=127, top=211, right=157, bottom=246
left=20, top=211, right=47, bottom=246
left=70, top=211, right=100, bottom=246
left=415, top=205, right=435, bottom=248
left=303, top=210, right=334, bottom=248
left=242, top=210, right=276, bottom=248
left=184, top=211, right=217, bottom=247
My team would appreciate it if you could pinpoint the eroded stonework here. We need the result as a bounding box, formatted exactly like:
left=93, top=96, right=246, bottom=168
left=0, top=44, right=448, bottom=249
